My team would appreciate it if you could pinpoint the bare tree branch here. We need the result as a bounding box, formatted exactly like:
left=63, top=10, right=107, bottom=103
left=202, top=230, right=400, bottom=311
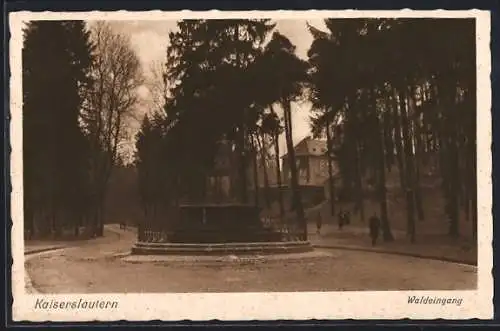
left=80, top=21, right=144, bottom=235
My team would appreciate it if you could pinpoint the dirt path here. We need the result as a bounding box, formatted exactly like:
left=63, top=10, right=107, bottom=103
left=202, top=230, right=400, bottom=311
left=25, top=225, right=136, bottom=293
left=25, top=225, right=476, bottom=293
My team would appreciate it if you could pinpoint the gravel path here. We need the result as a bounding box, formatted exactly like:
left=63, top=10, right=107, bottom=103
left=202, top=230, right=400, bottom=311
left=25, top=225, right=476, bottom=293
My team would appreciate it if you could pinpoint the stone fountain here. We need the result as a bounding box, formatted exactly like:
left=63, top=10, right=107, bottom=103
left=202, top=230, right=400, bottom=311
left=132, top=139, right=313, bottom=256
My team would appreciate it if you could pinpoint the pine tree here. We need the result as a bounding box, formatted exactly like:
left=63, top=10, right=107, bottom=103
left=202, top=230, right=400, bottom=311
left=23, top=21, right=94, bottom=238
left=162, top=19, right=275, bottom=204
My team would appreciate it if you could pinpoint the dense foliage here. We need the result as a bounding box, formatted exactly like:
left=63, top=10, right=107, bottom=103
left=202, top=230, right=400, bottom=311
left=23, top=21, right=141, bottom=238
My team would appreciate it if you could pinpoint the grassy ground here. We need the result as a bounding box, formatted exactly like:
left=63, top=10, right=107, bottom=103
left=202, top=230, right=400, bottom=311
left=314, top=188, right=474, bottom=238
left=263, top=181, right=476, bottom=244
left=264, top=183, right=477, bottom=265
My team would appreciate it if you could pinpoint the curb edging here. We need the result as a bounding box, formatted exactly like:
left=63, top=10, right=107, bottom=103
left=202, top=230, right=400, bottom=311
left=24, top=246, right=66, bottom=256
left=314, top=244, right=477, bottom=266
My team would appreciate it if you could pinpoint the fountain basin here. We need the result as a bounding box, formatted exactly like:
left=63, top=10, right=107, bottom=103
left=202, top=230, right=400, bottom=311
left=131, top=241, right=313, bottom=255
left=167, top=203, right=281, bottom=243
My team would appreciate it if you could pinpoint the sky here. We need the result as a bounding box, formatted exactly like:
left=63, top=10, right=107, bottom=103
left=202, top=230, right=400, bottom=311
left=108, top=19, right=328, bottom=159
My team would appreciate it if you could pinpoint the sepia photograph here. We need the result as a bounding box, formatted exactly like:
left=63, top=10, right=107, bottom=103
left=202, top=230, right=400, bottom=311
left=10, top=9, right=492, bottom=321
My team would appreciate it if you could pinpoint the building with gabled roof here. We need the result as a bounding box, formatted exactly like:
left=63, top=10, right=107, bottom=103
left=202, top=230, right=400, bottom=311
left=281, top=136, right=339, bottom=187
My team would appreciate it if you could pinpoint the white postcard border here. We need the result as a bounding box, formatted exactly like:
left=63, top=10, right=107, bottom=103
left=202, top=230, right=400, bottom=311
left=9, top=9, right=493, bottom=321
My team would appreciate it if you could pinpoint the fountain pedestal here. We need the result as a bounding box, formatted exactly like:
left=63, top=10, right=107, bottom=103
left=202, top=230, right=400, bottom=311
left=168, top=204, right=281, bottom=243
left=131, top=203, right=313, bottom=255
left=132, top=138, right=313, bottom=256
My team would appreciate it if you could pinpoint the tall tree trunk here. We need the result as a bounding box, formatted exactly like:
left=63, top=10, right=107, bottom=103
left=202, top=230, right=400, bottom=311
left=51, top=209, right=57, bottom=237
left=469, top=97, right=477, bottom=239
left=97, top=186, right=107, bottom=237
left=234, top=25, right=248, bottom=204
left=98, top=203, right=105, bottom=237
left=39, top=208, right=48, bottom=237
left=447, top=127, right=460, bottom=237
left=413, top=155, right=425, bottom=221
left=410, top=94, right=425, bottom=221
left=274, top=133, right=285, bottom=219
left=237, top=126, right=248, bottom=203
left=471, top=146, right=477, bottom=239
left=271, top=105, right=285, bottom=219
left=252, top=136, right=260, bottom=207
left=354, top=141, right=365, bottom=222
left=173, top=174, right=180, bottom=207
left=199, top=169, right=207, bottom=202
left=438, top=78, right=460, bottom=237
left=92, top=180, right=107, bottom=238
left=383, top=99, right=395, bottom=172
left=258, top=133, right=271, bottom=208
left=391, top=91, right=406, bottom=190
left=399, top=88, right=416, bottom=243
left=41, top=209, right=50, bottom=238
left=91, top=199, right=99, bottom=237
left=74, top=211, right=80, bottom=238
left=325, top=110, right=336, bottom=216
left=432, top=80, right=456, bottom=230
left=464, top=186, right=470, bottom=222
left=368, top=88, right=393, bottom=242
left=50, top=196, right=58, bottom=238
left=438, top=130, right=451, bottom=211
left=283, top=99, right=306, bottom=240
left=377, top=112, right=394, bottom=242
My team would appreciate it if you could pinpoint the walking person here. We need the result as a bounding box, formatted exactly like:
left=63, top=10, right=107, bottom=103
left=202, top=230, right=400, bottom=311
left=338, top=208, right=345, bottom=230
left=343, top=210, right=351, bottom=226
left=369, top=213, right=381, bottom=246
left=316, top=212, right=323, bottom=236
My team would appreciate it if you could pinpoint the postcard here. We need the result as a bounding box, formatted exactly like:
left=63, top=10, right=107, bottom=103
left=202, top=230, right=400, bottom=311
left=10, top=9, right=492, bottom=321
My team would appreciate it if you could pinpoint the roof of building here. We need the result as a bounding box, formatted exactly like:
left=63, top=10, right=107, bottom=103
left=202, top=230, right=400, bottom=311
left=281, top=136, right=330, bottom=159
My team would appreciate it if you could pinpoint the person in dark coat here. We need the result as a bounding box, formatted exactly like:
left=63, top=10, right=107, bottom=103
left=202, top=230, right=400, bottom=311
left=343, top=210, right=351, bottom=225
left=337, top=208, right=345, bottom=230
left=338, top=209, right=351, bottom=230
left=316, top=212, right=323, bottom=236
left=369, top=213, right=381, bottom=246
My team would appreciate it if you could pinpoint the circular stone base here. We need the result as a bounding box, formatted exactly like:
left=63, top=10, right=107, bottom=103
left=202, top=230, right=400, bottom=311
left=123, top=249, right=331, bottom=265
left=131, top=241, right=314, bottom=256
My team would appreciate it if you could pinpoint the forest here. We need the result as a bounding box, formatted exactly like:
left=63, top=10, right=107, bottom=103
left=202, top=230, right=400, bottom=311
left=22, top=18, right=477, bottom=244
